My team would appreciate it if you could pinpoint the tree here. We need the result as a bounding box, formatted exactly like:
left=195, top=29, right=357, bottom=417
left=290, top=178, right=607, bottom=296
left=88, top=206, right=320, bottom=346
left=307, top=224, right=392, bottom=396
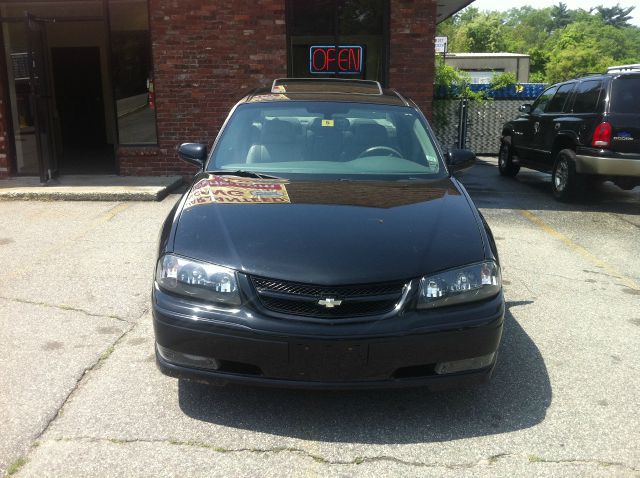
left=436, top=4, right=640, bottom=84
left=550, top=2, right=571, bottom=31
left=437, top=11, right=507, bottom=52
left=502, top=7, right=554, bottom=53
left=592, top=4, right=635, bottom=28
left=545, top=19, right=640, bottom=81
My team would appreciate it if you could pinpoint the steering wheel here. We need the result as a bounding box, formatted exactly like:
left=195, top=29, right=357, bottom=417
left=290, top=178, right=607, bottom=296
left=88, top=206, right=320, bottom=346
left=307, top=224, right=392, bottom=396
left=356, top=146, right=403, bottom=159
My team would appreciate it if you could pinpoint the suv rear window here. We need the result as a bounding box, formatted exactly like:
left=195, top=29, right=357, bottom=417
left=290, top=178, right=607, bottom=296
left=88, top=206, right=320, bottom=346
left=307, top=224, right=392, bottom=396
left=610, top=77, right=640, bottom=114
left=572, top=80, right=605, bottom=113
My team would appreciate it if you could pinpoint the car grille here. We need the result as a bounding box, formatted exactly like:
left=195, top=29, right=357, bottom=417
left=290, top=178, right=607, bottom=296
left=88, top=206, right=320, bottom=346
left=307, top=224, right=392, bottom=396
left=250, top=276, right=408, bottom=319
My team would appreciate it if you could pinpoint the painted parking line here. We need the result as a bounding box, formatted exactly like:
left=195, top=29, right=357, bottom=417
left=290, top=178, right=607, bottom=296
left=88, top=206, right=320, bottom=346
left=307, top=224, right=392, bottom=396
left=97, top=203, right=131, bottom=223
left=1, top=203, right=132, bottom=283
left=519, top=210, right=640, bottom=291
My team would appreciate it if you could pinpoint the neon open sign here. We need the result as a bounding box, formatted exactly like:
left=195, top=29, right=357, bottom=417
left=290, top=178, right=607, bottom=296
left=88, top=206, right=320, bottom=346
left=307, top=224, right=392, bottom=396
left=309, top=45, right=364, bottom=75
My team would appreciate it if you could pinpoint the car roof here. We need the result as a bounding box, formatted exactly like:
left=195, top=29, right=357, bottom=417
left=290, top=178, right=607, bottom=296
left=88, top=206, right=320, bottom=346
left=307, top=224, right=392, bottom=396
left=542, top=65, right=640, bottom=89
left=552, top=69, right=640, bottom=87
left=241, top=78, right=411, bottom=107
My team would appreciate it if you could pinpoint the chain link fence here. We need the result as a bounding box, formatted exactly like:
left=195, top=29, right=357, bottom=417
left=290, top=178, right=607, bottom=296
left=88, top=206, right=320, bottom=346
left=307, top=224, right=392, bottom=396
left=432, top=99, right=524, bottom=154
left=432, top=84, right=546, bottom=155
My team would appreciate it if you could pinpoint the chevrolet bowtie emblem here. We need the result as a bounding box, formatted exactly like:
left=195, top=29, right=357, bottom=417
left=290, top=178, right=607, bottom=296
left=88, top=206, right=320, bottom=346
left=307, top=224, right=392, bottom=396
left=318, top=297, right=342, bottom=308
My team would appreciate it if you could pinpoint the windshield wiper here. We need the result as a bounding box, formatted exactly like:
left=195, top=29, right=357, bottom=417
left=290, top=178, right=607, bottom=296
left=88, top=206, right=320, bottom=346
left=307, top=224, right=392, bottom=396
left=208, top=170, right=284, bottom=180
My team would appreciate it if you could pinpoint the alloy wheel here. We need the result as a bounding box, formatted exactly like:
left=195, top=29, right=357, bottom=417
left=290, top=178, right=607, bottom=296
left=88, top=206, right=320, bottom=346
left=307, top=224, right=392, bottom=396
left=499, top=147, right=507, bottom=168
left=554, top=158, right=568, bottom=192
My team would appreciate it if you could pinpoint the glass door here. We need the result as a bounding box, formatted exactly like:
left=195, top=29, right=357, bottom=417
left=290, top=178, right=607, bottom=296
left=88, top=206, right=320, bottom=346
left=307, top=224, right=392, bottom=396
left=0, top=12, right=56, bottom=181
left=27, top=13, right=57, bottom=181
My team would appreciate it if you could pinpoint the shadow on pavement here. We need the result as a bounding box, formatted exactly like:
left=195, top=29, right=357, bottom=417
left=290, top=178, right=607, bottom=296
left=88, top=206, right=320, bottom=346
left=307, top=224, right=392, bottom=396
left=463, top=160, right=640, bottom=215
left=178, top=301, right=550, bottom=444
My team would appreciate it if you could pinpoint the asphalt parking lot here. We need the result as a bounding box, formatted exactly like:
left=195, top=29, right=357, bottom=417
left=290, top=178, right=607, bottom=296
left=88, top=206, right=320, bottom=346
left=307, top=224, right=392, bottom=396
left=1, top=158, right=639, bottom=477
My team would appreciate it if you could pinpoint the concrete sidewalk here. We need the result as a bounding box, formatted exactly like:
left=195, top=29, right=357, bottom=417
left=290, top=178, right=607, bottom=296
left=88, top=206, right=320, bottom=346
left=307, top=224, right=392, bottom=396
left=0, top=175, right=183, bottom=201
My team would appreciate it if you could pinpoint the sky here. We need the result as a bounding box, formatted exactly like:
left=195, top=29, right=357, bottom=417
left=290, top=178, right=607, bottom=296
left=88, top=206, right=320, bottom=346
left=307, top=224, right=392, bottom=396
left=469, top=0, right=640, bottom=27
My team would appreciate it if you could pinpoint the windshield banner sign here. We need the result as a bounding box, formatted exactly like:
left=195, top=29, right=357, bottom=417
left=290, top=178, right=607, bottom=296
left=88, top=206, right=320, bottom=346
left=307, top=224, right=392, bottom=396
left=185, top=176, right=291, bottom=208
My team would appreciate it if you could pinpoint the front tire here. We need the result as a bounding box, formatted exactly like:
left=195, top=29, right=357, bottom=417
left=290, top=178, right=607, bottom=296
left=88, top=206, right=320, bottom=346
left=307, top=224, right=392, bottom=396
left=498, top=138, right=520, bottom=177
left=552, top=149, right=585, bottom=201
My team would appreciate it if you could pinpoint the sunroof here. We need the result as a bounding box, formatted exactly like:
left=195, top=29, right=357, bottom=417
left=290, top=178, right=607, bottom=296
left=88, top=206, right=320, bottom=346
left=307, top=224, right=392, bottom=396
left=271, top=78, right=383, bottom=95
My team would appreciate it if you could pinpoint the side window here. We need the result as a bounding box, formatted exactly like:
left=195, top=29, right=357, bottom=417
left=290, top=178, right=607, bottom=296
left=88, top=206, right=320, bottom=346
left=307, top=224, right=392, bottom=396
left=531, top=86, right=558, bottom=114
left=572, top=80, right=604, bottom=113
left=546, top=83, right=575, bottom=113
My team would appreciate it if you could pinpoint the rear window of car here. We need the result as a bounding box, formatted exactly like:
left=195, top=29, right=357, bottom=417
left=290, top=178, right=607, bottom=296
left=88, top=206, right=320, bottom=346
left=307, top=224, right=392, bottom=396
left=610, top=77, right=640, bottom=114
left=572, top=80, right=605, bottom=113
left=546, top=83, right=575, bottom=113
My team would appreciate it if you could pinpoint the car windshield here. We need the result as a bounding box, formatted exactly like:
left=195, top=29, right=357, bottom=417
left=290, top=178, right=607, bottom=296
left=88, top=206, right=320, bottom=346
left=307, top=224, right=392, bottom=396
left=208, top=101, right=444, bottom=178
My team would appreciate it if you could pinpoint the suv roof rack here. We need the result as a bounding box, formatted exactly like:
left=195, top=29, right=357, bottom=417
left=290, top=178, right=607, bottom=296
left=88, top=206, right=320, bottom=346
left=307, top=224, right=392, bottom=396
left=576, top=72, right=602, bottom=78
left=271, top=78, right=383, bottom=95
left=607, top=64, right=640, bottom=73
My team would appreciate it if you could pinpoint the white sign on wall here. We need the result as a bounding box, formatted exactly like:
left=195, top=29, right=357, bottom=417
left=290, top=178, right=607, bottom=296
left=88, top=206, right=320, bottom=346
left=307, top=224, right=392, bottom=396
left=435, top=36, right=448, bottom=54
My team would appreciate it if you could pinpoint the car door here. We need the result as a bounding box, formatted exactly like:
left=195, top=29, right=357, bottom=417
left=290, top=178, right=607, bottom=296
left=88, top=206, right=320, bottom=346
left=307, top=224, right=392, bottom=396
left=534, top=82, right=576, bottom=168
left=514, top=86, right=558, bottom=162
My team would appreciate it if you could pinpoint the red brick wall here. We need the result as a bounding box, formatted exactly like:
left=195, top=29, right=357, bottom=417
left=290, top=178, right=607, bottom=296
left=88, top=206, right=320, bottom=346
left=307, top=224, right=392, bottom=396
left=118, top=0, right=288, bottom=176
left=118, top=0, right=438, bottom=177
left=389, top=0, right=436, bottom=120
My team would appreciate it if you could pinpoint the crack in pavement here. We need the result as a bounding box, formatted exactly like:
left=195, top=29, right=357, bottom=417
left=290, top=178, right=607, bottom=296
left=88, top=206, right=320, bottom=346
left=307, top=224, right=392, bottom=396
left=47, top=437, right=504, bottom=469
left=0, top=295, right=133, bottom=323
left=12, top=308, right=149, bottom=472
left=44, top=437, right=640, bottom=473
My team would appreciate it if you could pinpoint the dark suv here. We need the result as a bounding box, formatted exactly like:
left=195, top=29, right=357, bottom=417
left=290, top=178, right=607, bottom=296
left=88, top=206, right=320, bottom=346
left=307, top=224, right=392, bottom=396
left=499, top=65, right=640, bottom=200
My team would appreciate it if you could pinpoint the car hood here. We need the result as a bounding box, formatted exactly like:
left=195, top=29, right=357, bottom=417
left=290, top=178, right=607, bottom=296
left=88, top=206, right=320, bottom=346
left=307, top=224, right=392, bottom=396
left=172, top=174, right=486, bottom=284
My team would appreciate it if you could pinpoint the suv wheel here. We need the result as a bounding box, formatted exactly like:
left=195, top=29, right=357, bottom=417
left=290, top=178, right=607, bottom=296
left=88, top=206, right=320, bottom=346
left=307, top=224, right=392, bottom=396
left=552, top=149, right=584, bottom=201
left=498, top=138, right=520, bottom=177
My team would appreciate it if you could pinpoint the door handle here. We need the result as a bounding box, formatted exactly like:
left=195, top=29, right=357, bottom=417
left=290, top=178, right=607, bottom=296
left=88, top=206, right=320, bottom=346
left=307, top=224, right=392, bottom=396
left=555, top=123, right=561, bottom=130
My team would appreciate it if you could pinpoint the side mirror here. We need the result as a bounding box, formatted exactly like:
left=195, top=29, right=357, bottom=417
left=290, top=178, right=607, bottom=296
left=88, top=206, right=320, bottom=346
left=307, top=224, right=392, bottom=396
left=177, top=143, right=207, bottom=168
left=446, top=148, right=476, bottom=172
left=519, top=104, right=532, bottom=114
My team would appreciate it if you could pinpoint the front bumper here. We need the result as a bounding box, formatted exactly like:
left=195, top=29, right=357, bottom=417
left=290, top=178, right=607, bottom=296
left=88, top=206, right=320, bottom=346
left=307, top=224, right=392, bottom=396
left=153, top=288, right=504, bottom=390
left=575, top=148, right=640, bottom=177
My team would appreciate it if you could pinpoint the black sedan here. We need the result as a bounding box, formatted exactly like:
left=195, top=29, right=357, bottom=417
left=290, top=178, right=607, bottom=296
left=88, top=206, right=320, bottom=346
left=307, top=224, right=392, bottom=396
left=153, top=78, right=504, bottom=390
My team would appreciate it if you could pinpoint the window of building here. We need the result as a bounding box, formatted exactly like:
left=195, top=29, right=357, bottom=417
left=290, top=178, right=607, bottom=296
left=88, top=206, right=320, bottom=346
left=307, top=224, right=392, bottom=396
left=287, top=0, right=388, bottom=84
left=463, top=70, right=505, bottom=85
left=109, top=0, right=157, bottom=145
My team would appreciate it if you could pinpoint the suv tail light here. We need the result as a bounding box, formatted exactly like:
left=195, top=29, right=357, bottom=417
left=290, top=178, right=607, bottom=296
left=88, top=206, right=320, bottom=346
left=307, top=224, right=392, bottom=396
left=592, top=122, right=612, bottom=148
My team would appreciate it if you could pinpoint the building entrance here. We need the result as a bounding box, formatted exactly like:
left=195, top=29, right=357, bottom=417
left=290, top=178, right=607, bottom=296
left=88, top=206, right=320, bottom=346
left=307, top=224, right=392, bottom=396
left=1, top=2, right=115, bottom=180
left=51, top=46, right=112, bottom=174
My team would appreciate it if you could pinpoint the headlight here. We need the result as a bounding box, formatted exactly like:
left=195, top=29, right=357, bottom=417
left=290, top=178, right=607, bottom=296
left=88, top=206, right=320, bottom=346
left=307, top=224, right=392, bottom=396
left=155, top=254, right=241, bottom=305
left=418, top=261, right=501, bottom=309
